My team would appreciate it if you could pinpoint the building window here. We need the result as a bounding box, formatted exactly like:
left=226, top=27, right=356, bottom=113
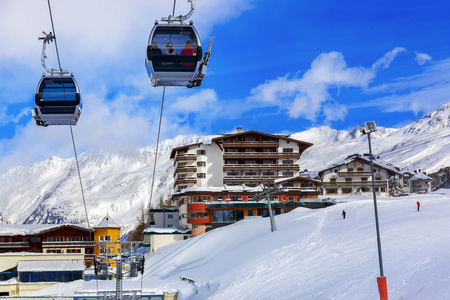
left=282, top=172, right=293, bottom=176
left=168, top=214, right=173, bottom=219
left=197, top=173, right=206, bottom=178
left=244, top=160, right=257, bottom=164
left=283, top=148, right=293, bottom=153
left=282, top=160, right=293, bottom=165
left=245, top=172, right=257, bottom=176
left=244, top=137, right=257, bottom=141
left=361, top=177, right=368, bottom=181
left=197, top=161, right=206, bottom=167
left=104, top=236, right=111, bottom=241
left=262, top=160, right=275, bottom=164
left=357, top=168, right=364, bottom=171
left=197, top=150, right=206, bottom=155
left=193, top=225, right=198, bottom=229
left=227, top=172, right=239, bottom=176
left=244, top=148, right=256, bottom=152
left=345, top=178, right=352, bottom=182
left=330, top=178, right=336, bottom=182
left=99, top=236, right=104, bottom=241
left=348, top=168, right=353, bottom=172
left=263, top=172, right=274, bottom=176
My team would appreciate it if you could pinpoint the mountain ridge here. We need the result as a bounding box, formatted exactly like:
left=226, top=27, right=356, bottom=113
left=1, top=103, right=449, bottom=229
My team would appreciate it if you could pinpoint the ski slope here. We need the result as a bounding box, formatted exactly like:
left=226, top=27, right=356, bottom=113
left=31, top=190, right=450, bottom=299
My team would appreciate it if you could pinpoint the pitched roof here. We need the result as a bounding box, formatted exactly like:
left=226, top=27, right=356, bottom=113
left=93, top=215, right=121, bottom=229
left=410, top=173, right=433, bottom=181
left=0, top=224, right=92, bottom=236
left=318, top=153, right=401, bottom=175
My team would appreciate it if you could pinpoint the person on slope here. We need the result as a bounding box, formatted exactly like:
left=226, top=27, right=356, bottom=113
left=417, top=201, right=420, bottom=212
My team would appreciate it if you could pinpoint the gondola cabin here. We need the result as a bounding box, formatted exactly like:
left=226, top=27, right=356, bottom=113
left=32, top=74, right=82, bottom=126
left=146, top=23, right=202, bottom=87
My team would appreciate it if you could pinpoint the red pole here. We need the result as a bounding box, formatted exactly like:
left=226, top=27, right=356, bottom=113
left=377, top=276, right=388, bottom=300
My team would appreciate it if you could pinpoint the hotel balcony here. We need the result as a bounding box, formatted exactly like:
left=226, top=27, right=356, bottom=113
left=224, top=164, right=299, bottom=171
left=173, top=153, right=197, bottom=163
left=223, top=152, right=300, bottom=159
left=223, top=141, right=279, bottom=147
left=0, top=242, right=29, bottom=248
left=42, top=241, right=95, bottom=247
left=175, top=177, right=197, bottom=185
left=338, top=171, right=373, bottom=177
left=174, top=165, right=197, bottom=175
left=223, top=175, right=278, bottom=183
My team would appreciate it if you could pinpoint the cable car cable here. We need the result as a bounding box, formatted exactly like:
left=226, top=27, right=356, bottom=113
left=142, top=228, right=212, bottom=279
left=46, top=0, right=63, bottom=73
left=43, top=0, right=99, bottom=295
left=173, top=0, right=177, bottom=16
left=141, top=86, right=166, bottom=294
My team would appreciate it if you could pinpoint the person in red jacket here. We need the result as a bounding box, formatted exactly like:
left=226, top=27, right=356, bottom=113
left=417, top=201, right=420, bottom=212
left=180, top=40, right=196, bottom=67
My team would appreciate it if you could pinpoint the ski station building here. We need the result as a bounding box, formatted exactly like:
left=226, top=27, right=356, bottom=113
left=169, top=129, right=330, bottom=236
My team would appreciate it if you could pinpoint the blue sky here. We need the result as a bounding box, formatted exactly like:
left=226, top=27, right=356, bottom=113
left=0, top=0, right=449, bottom=172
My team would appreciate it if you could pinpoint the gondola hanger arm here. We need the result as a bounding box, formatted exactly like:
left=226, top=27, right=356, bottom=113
left=161, top=0, right=195, bottom=24
left=39, top=31, right=68, bottom=76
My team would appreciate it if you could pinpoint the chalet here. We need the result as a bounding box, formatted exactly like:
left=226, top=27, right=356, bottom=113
left=318, top=154, right=403, bottom=197
left=410, top=173, right=433, bottom=193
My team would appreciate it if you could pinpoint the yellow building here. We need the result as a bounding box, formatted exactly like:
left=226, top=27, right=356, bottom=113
left=93, top=215, right=121, bottom=268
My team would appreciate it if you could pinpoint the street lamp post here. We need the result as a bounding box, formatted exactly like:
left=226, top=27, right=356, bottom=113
left=357, top=121, right=388, bottom=300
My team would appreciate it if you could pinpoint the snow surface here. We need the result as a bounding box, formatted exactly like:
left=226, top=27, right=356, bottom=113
left=18, top=260, right=85, bottom=272
left=28, top=191, right=450, bottom=299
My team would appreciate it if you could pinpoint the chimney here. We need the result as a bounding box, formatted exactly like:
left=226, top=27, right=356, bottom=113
left=237, top=126, right=242, bottom=133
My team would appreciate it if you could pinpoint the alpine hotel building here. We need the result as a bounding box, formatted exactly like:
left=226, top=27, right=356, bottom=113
left=170, top=129, right=326, bottom=236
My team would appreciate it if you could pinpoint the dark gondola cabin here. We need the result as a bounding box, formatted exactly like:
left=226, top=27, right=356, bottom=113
left=32, top=74, right=82, bottom=126
left=146, top=24, right=202, bottom=87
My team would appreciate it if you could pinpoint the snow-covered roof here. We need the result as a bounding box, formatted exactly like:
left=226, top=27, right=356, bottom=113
left=175, top=184, right=265, bottom=195
left=410, top=173, right=433, bottom=181
left=93, top=215, right=120, bottom=229
left=318, top=153, right=400, bottom=174
left=18, top=260, right=85, bottom=272
left=144, top=228, right=191, bottom=234
left=0, top=224, right=91, bottom=236
left=274, top=176, right=321, bottom=184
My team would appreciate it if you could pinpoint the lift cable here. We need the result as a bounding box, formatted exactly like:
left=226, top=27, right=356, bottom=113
left=44, top=0, right=99, bottom=295
left=46, top=0, right=63, bottom=73
left=142, top=228, right=212, bottom=279
left=148, top=86, right=166, bottom=212
left=172, top=0, right=177, bottom=16
left=142, top=86, right=166, bottom=294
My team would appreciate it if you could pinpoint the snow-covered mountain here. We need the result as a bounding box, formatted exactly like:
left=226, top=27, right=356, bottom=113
left=0, top=103, right=449, bottom=229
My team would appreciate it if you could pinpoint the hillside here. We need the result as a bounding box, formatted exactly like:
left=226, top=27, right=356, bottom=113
left=0, top=103, right=449, bottom=229
left=30, top=191, right=450, bottom=299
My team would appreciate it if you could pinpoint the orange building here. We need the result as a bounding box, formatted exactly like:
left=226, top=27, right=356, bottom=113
left=93, top=215, right=121, bottom=267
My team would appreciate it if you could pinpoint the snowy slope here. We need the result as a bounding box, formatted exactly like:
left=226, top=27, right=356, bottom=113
left=0, top=104, right=450, bottom=229
left=29, top=191, right=450, bottom=299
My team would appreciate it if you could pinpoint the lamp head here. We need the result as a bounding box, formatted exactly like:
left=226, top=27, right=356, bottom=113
left=364, top=121, right=377, bottom=132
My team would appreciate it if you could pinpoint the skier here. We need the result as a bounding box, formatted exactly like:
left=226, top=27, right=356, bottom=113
left=417, top=201, right=420, bottom=212
left=342, top=210, right=346, bottom=219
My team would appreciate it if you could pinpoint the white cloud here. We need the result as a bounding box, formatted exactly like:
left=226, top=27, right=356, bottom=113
left=249, top=49, right=405, bottom=122
left=355, top=58, right=450, bottom=115
left=415, top=51, right=432, bottom=65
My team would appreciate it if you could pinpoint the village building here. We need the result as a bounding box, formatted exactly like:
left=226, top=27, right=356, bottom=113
left=410, top=172, right=433, bottom=193
left=318, top=153, right=403, bottom=197
left=319, top=154, right=403, bottom=197
left=170, top=129, right=327, bottom=236
left=0, top=224, right=94, bottom=266
left=93, top=215, right=121, bottom=268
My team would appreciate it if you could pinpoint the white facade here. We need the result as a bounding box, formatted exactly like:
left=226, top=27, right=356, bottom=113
left=143, top=228, right=191, bottom=253
left=319, top=154, right=402, bottom=197
left=149, top=209, right=179, bottom=228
